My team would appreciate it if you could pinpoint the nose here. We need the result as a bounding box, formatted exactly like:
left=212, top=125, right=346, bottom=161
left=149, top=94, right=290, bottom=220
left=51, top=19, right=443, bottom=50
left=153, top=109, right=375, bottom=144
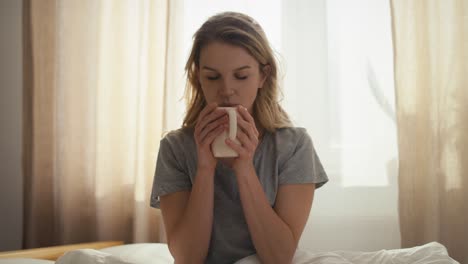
left=219, top=79, right=235, bottom=97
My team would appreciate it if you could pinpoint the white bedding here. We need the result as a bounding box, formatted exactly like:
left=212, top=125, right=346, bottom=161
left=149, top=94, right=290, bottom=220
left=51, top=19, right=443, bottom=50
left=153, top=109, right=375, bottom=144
left=237, top=242, right=459, bottom=264
left=0, top=242, right=459, bottom=264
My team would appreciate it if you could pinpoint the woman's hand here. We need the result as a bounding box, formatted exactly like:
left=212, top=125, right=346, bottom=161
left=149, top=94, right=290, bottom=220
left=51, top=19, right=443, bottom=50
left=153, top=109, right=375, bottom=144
left=194, top=102, right=229, bottom=172
left=226, top=105, right=260, bottom=174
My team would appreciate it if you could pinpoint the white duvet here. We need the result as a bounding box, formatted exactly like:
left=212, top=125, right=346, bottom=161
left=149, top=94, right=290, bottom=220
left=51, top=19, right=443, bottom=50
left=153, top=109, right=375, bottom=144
left=237, top=242, right=459, bottom=264
left=0, top=242, right=459, bottom=264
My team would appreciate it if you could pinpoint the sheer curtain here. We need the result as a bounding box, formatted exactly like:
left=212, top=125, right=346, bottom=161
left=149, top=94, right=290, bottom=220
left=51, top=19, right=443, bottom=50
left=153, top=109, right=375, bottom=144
left=282, top=0, right=399, bottom=251
left=23, top=0, right=179, bottom=247
left=180, top=0, right=399, bottom=251
left=391, top=1, right=468, bottom=262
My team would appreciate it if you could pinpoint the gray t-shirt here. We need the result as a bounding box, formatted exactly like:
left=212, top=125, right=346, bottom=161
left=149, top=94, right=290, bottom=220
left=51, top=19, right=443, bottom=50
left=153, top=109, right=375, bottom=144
left=150, top=126, right=328, bottom=264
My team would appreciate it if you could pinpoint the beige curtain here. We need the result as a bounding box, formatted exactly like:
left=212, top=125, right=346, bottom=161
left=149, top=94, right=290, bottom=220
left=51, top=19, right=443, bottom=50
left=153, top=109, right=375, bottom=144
left=391, top=0, right=468, bottom=263
left=22, top=0, right=180, bottom=248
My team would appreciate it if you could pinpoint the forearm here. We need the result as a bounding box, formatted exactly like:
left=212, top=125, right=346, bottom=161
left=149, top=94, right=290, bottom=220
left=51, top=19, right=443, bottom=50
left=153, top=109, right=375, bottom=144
left=235, top=166, right=297, bottom=264
left=169, top=168, right=214, bottom=263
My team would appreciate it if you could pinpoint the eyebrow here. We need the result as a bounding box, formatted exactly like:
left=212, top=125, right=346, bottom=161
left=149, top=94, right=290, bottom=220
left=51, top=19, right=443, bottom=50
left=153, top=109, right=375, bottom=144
left=202, top=65, right=251, bottom=72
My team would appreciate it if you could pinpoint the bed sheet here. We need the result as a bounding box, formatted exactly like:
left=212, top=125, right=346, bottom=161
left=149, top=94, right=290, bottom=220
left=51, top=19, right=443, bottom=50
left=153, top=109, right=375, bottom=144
left=0, top=241, right=459, bottom=264
left=238, top=242, right=459, bottom=264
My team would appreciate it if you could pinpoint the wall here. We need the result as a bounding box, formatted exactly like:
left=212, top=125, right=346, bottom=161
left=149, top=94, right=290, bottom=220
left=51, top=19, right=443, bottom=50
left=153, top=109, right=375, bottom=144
left=0, top=0, right=23, bottom=251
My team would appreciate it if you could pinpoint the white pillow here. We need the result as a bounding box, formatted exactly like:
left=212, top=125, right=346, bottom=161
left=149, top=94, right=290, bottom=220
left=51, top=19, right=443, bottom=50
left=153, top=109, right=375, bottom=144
left=100, top=243, right=174, bottom=264
left=55, top=249, right=132, bottom=264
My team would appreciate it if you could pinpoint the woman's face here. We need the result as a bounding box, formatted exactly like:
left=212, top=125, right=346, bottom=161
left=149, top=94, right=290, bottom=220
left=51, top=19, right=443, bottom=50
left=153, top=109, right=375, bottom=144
left=198, top=41, right=267, bottom=114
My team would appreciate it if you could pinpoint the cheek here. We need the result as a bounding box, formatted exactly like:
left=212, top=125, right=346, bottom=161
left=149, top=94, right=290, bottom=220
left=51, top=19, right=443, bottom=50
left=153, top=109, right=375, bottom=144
left=245, top=79, right=261, bottom=94
left=200, top=83, right=217, bottom=101
left=249, top=75, right=263, bottom=89
left=241, top=82, right=261, bottom=103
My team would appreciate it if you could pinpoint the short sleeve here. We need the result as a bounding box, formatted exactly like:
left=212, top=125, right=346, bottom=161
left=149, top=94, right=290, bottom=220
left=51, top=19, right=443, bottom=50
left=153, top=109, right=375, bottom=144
left=278, top=129, right=328, bottom=188
left=150, top=136, right=192, bottom=208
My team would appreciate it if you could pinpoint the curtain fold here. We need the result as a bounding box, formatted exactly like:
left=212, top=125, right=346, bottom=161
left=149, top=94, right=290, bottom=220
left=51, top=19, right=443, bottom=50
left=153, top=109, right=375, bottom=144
left=23, top=0, right=175, bottom=248
left=391, top=0, right=468, bottom=262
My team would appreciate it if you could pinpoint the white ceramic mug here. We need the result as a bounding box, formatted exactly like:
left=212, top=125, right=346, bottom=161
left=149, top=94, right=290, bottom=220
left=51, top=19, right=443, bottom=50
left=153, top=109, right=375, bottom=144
left=211, top=107, right=240, bottom=157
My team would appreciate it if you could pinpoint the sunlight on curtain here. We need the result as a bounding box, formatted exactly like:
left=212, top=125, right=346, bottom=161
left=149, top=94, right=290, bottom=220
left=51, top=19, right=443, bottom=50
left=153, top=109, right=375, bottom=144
left=392, top=1, right=468, bottom=262
left=92, top=0, right=170, bottom=242
left=55, top=0, right=169, bottom=243
left=24, top=0, right=173, bottom=247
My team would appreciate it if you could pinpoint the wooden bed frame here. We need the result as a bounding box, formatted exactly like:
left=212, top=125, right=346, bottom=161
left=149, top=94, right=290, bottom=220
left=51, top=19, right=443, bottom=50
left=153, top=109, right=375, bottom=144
left=0, top=241, right=124, bottom=260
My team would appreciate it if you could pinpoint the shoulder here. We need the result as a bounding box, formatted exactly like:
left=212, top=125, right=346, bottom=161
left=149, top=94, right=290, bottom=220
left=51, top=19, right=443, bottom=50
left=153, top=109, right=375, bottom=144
left=273, top=127, right=315, bottom=164
left=275, top=127, right=308, bottom=138
left=161, top=127, right=194, bottom=144
left=159, top=127, right=195, bottom=153
left=274, top=127, right=311, bottom=147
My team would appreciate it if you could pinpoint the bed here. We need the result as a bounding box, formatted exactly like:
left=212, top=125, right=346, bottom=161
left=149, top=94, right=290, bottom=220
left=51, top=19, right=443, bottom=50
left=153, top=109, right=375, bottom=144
left=0, top=241, right=459, bottom=264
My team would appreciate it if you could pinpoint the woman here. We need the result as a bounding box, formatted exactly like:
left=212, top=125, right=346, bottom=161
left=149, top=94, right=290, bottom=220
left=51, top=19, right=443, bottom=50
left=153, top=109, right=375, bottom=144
left=150, top=12, right=328, bottom=264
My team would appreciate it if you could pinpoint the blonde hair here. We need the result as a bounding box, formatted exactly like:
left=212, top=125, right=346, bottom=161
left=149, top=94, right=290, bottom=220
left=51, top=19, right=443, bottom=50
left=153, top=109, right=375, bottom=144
left=182, top=12, right=292, bottom=132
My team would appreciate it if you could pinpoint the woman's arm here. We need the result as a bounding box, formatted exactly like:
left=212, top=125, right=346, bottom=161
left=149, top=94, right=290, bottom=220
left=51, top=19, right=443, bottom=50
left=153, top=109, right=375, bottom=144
left=226, top=106, right=315, bottom=264
left=235, top=166, right=315, bottom=264
left=160, top=103, right=227, bottom=263
left=159, top=167, right=215, bottom=264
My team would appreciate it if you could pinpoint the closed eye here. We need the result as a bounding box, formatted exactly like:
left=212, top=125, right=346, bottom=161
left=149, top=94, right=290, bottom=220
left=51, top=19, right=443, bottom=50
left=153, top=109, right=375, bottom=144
left=205, top=75, right=248, bottom=81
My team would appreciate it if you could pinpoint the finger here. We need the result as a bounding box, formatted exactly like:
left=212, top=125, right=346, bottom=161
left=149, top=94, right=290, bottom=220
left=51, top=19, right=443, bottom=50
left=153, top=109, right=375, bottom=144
left=198, top=110, right=227, bottom=137
left=236, top=113, right=258, bottom=143
left=237, top=106, right=259, bottom=137
left=195, top=106, right=225, bottom=138
left=226, top=138, right=247, bottom=156
left=202, top=125, right=226, bottom=146
left=237, top=117, right=258, bottom=141
left=197, top=108, right=227, bottom=135
left=198, top=102, right=218, bottom=122
left=235, top=128, right=256, bottom=152
left=237, top=105, right=256, bottom=124
left=195, top=103, right=217, bottom=136
left=199, top=115, right=228, bottom=143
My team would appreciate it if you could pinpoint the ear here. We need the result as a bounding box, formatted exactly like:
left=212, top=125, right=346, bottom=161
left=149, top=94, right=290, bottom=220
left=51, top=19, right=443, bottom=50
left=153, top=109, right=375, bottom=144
left=259, top=65, right=271, bottom=88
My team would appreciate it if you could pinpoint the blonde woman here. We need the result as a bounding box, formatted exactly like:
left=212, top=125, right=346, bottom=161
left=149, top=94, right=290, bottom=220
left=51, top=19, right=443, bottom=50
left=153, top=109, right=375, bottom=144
left=150, top=12, right=328, bottom=264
